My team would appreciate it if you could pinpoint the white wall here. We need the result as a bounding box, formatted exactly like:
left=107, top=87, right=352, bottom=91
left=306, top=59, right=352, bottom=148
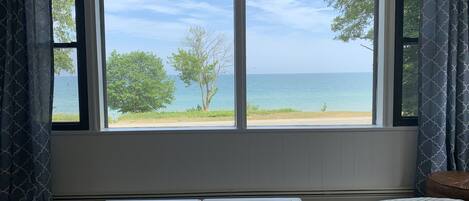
left=51, top=128, right=417, bottom=197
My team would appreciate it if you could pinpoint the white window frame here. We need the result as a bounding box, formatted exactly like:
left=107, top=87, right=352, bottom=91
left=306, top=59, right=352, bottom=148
left=53, top=0, right=407, bottom=135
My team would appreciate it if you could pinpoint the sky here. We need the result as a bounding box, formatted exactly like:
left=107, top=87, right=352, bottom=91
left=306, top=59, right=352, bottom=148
left=103, top=0, right=374, bottom=75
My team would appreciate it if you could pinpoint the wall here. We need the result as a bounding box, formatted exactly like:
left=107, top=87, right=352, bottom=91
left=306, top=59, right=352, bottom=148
left=51, top=128, right=417, bottom=198
left=51, top=0, right=417, bottom=200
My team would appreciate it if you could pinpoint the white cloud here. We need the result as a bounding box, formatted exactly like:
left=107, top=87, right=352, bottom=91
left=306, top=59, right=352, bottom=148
left=105, top=14, right=187, bottom=42
left=103, top=0, right=233, bottom=39
left=247, top=0, right=335, bottom=32
left=104, top=0, right=231, bottom=17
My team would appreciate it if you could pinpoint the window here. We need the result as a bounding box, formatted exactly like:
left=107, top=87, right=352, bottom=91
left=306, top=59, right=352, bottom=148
left=99, top=0, right=377, bottom=129
left=394, top=0, right=420, bottom=126
left=102, top=0, right=235, bottom=128
left=246, top=0, right=376, bottom=126
left=52, top=0, right=88, bottom=130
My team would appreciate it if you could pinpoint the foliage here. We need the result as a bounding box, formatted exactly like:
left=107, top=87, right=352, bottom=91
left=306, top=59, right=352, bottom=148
left=114, top=110, right=369, bottom=124
left=106, top=51, right=175, bottom=113
left=247, top=103, right=260, bottom=112
left=52, top=113, right=79, bottom=122
left=169, top=26, right=232, bottom=111
left=400, top=0, right=420, bottom=116
left=320, top=103, right=328, bottom=112
left=326, top=0, right=420, bottom=115
left=118, top=110, right=235, bottom=121
left=186, top=105, right=203, bottom=112
left=52, top=0, right=76, bottom=75
left=401, top=45, right=419, bottom=116
left=325, top=0, right=375, bottom=42
left=117, top=108, right=299, bottom=121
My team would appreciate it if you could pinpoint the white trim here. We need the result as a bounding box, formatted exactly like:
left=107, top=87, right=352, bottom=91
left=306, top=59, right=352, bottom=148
left=375, top=0, right=396, bottom=127
left=52, top=126, right=417, bottom=136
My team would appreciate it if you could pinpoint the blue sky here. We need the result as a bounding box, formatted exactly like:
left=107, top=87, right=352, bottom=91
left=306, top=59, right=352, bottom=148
left=103, top=0, right=374, bottom=74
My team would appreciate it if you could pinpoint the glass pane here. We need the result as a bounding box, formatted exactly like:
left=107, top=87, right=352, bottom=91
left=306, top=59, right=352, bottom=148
left=246, top=0, right=374, bottom=126
left=401, top=45, right=418, bottom=117
left=52, top=0, right=77, bottom=43
left=104, top=0, right=235, bottom=128
left=403, top=0, right=420, bottom=38
left=53, top=48, right=80, bottom=122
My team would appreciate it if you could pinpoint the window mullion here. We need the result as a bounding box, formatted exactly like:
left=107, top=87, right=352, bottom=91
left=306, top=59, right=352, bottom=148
left=53, top=42, right=78, bottom=48
left=235, top=0, right=247, bottom=131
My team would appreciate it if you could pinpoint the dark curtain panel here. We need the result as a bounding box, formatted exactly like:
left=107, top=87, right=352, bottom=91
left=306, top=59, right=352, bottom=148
left=0, top=0, right=53, bottom=200
left=416, top=0, right=469, bottom=196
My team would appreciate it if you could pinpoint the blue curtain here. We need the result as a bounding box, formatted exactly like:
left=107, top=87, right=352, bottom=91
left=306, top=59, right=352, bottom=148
left=416, top=0, right=469, bottom=196
left=0, top=0, right=53, bottom=200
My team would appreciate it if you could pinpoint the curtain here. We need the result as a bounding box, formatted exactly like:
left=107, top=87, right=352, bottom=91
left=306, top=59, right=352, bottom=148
left=416, top=0, right=469, bottom=196
left=0, top=0, right=53, bottom=200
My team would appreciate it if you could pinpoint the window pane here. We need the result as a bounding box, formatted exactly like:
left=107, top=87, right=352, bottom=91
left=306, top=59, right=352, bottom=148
left=52, top=0, right=77, bottom=43
left=401, top=44, right=418, bottom=117
left=246, top=0, right=374, bottom=126
left=403, top=0, right=420, bottom=38
left=103, top=0, right=235, bottom=128
left=53, top=48, right=80, bottom=122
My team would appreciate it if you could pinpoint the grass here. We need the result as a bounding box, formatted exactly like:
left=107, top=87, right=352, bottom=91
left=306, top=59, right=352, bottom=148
left=52, top=109, right=372, bottom=125
left=53, top=113, right=80, bottom=122
left=113, top=108, right=371, bottom=124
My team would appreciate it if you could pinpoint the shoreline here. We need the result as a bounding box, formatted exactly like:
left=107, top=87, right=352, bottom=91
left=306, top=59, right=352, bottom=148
left=53, top=111, right=372, bottom=127
left=109, top=116, right=372, bottom=128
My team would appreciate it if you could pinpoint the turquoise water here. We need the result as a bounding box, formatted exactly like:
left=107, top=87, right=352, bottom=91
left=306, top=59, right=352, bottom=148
left=53, top=73, right=373, bottom=115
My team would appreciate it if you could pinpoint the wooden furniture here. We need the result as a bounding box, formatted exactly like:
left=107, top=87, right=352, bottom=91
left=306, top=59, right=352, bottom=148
left=426, top=171, right=469, bottom=200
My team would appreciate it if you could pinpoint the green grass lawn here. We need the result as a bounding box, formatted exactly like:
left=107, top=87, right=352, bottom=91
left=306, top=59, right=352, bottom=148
left=113, top=109, right=370, bottom=123
left=53, top=113, right=80, bottom=122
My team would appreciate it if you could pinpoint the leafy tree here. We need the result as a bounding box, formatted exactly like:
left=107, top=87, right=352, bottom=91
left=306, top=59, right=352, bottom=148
left=107, top=51, right=175, bottom=113
left=326, top=0, right=375, bottom=42
left=52, top=0, right=76, bottom=75
left=325, top=0, right=419, bottom=115
left=169, top=26, right=232, bottom=111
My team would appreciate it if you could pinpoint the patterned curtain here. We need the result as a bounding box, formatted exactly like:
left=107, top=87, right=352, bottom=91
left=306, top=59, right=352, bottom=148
left=416, top=0, right=469, bottom=196
left=0, top=0, right=52, bottom=200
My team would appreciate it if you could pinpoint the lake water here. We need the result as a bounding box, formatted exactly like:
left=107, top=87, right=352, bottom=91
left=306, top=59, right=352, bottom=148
left=53, top=73, right=373, bottom=116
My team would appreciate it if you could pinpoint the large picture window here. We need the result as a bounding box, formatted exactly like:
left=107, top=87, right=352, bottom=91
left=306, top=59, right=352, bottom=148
left=99, top=0, right=377, bottom=129
left=52, top=0, right=88, bottom=130
left=394, top=0, right=420, bottom=126
left=246, top=0, right=375, bottom=126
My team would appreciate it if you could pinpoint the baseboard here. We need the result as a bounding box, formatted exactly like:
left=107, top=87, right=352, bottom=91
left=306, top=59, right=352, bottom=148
left=54, top=189, right=415, bottom=201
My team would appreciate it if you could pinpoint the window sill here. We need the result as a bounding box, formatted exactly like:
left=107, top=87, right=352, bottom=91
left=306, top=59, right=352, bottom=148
left=52, top=125, right=417, bottom=136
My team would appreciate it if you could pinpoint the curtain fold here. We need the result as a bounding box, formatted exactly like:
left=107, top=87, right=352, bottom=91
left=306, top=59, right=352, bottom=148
left=0, top=0, right=53, bottom=200
left=416, top=0, right=469, bottom=196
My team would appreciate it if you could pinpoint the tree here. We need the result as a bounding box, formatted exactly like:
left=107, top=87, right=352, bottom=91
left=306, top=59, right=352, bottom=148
left=169, top=26, right=232, bottom=111
left=325, top=0, right=419, bottom=115
left=325, top=0, right=375, bottom=42
left=106, top=51, right=175, bottom=113
left=52, top=0, right=76, bottom=75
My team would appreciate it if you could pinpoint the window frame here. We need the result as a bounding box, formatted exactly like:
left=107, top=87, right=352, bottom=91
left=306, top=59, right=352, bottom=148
left=52, top=0, right=89, bottom=130
left=96, top=0, right=379, bottom=130
left=393, top=0, right=419, bottom=126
